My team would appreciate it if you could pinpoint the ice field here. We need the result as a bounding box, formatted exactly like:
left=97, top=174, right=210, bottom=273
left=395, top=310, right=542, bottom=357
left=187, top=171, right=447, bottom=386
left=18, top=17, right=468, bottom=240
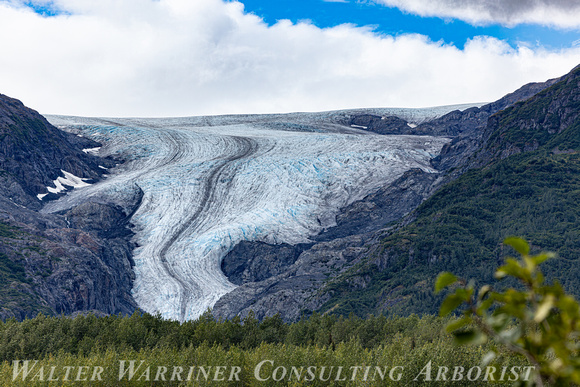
left=44, top=108, right=458, bottom=321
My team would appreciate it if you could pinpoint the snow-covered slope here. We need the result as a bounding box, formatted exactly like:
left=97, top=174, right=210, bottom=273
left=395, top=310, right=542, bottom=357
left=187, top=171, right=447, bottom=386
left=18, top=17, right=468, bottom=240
left=44, top=110, right=456, bottom=321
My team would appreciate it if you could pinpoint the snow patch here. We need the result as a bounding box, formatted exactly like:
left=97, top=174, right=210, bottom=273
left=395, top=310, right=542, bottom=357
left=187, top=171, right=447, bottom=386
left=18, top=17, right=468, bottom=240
left=43, top=115, right=452, bottom=321
left=37, top=193, right=48, bottom=200
left=407, top=123, right=418, bottom=128
left=47, top=170, right=92, bottom=194
left=82, top=147, right=101, bottom=155
left=350, top=124, right=368, bottom=129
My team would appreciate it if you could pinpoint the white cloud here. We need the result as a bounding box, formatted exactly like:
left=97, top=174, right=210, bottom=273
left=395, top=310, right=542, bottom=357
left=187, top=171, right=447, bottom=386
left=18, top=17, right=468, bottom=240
left=0, top=0, right=579, bottom=117
left=374, top=0, right=580, bottom=28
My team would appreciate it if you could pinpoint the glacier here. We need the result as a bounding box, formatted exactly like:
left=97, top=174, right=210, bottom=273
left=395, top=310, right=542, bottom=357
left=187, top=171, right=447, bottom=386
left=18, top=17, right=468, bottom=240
left=44, top=109, right=459, bottom=321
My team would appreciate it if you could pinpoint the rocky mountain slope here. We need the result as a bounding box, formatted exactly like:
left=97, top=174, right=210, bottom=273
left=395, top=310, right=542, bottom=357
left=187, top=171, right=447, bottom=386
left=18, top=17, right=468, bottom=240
left=0, top=64, right=575, bottom=322
left=0, top=94, right=138, bottom=319
left=42, top=114, right=451, bottom=322
left=307, top=65, right=580, bottom=318
left=212, top=71, right=567, bottom=321
left=0, top=94, right=110, bottom=209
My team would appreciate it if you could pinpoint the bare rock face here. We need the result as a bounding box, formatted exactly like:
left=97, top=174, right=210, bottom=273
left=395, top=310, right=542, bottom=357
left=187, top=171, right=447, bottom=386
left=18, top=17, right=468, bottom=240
left=348, top=115, right=411, bottom=135
left=0, top=198, right=140, bottom=320
left=214, top=234, right=367, bottom=322
left=0, top=94, right=138, bottom=320
left=221, top=241, right=311, bottom=286
left=314, top=169, right=440, bottom=242
left=213, top=169, right=438, bottom=321
left=213, top=74, right=565, bottom=322
left=0, top=94, right=113, bottom=208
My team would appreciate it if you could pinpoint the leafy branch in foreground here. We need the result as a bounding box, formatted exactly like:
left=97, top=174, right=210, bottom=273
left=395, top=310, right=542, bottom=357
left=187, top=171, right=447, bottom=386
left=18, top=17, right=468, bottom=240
left=436, top=237, right=580, bottom=386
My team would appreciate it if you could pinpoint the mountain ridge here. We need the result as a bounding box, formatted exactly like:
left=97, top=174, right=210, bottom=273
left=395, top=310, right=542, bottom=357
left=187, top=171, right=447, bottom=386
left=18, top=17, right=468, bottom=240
left=212, top=71, right=569, bottom=321
left=0, top=65, right=577, bottom=322
left=0, top=94, right=139, bottom=320
left=309, top=64, right=580, bottom=318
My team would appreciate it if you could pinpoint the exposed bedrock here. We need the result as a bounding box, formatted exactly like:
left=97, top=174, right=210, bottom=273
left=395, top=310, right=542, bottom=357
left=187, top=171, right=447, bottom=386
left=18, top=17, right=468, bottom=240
left=214, top=75, right=563, bottom=322
left=221, top=241, right=312, bottom=286
left=0, top=94, right=113, bottom=209
left=213, top=169, right=438, bottom=321
left=44, top=114, right=451, bottom=321
left=214, top=234, right=367, bottom=322
left=0, top=94, right=138, bottom=320
left=0, top=176, right=141, bottom=320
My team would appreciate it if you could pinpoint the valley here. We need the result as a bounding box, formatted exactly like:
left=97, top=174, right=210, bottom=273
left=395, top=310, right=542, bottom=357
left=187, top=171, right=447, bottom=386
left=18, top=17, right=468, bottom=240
left=0, top=65, right=576, bottom=323
left=43, top=113, right=451, bottom=321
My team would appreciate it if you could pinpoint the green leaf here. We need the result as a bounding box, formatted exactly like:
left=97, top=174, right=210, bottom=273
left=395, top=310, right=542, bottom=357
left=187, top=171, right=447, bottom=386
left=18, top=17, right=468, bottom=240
left=532, top=252, right=555, bottom=265
left=504, top=237, right=529, bottom=256
left=495, top=258, right=530, bottom=282
left=559, top=295, right=580, bottom=315
left=497, top=327, right=521, bottom=342
left=439, top=294, right=464, bottom=317
left=523, top=255, right=536, bottom=272
left=446, top=317, right=471, bottom=333
left=487, top=313, right=509, bottom=331
left=435, top=272, right=458, bottom=293
left=453, top=330, right=487, bottom=346
left=455, top=287, right=473, bottom=301
left=477, top=297, right=494, bottom=315
left=534, top=295, right=556, bottom=323
left=477, top=285, right=492, bottom=301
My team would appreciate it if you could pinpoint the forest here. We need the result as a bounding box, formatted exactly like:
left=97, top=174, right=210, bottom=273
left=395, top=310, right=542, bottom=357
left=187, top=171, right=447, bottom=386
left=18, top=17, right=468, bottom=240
left=0, top=311, right=527, bottom=386
left=319, top=70, right=580, bottom=317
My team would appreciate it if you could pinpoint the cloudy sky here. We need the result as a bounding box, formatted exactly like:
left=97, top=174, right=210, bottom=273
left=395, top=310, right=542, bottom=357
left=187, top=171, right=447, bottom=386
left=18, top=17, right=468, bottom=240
left=1, top=0, right=579, bottom=117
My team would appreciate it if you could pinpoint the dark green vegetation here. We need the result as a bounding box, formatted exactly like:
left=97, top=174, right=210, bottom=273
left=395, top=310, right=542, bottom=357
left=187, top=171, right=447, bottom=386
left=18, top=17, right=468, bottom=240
left=320, top=66, right=580, bottom=318
left=0, top=312, right=442, bottom=360
left=0, top=312, right=524, bottom=386
left=0, top=249, right=32, bottom=314
left=438, top=238, right=580, bottom=385
left=0, top=222, right=53, bottom=318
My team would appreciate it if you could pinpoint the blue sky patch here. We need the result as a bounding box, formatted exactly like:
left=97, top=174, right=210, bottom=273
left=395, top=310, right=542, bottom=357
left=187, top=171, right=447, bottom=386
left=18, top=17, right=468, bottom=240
left=237, top=0, right=579, bottom=50
left=22, top=1, right=66, bottom=17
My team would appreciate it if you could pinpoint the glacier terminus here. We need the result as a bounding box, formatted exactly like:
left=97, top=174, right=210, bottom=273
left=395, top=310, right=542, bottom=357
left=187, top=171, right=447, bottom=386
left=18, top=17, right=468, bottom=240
left=42, top=109, right=458, bottom=321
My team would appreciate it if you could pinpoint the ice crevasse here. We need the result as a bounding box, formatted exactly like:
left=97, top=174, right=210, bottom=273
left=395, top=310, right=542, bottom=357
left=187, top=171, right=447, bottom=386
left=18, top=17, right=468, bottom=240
left=44, top=114, right=451, bottom=321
